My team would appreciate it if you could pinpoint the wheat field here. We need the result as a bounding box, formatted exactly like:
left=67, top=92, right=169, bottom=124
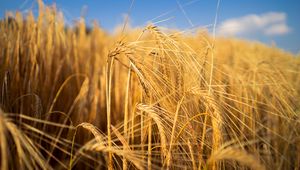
left=0, top=1, right=300, bottom=170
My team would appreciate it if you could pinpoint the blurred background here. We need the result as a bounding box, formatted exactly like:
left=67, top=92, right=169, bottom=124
left=0, top=0, right=299, bottom=54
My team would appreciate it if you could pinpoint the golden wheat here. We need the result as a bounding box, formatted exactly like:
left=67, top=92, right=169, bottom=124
left=0, top=1, right=299, bottom=170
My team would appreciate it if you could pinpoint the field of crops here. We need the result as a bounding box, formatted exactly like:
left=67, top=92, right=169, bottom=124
left=0, top=2, right=300, bottom=170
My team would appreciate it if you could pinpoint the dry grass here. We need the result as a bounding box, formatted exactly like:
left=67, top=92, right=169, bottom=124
left=0, top=2, right=300, bottom=170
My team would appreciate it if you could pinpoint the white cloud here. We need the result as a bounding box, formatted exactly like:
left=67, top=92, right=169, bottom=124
left=218, top=12, right=291, bottom=36
left=264, top=23, right=290, bottom=35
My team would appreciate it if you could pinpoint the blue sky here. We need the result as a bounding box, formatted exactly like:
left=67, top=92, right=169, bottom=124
left=0, top=0, right=299, bottom=54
